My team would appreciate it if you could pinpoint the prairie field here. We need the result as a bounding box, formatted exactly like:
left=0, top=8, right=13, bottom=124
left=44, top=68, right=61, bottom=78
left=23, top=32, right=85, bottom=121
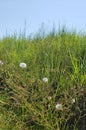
left=0, top=29, right=86, bottom=130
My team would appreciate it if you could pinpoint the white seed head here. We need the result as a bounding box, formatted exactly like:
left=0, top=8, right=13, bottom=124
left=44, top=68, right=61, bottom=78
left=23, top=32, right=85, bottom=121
left=56, top=103, right=62, bottom=110
left=71, top=98, right=75, bottom=104
left=0, top=60, right=3, bottom=66
left=42, top=77, right=48, bottom=83
left=19, top=62, right=27, bottom=68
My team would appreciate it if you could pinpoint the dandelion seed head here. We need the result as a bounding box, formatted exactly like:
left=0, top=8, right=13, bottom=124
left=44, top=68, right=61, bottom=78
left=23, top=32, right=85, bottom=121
left=42, top=77, right=48, bottom=83
left=19, top=62, right=27, bottom=68
left=0, top=60, right=3, bottom=66
left=55, top=103, right=62, bottom=110
left=71, top=98, right=75, bottom=103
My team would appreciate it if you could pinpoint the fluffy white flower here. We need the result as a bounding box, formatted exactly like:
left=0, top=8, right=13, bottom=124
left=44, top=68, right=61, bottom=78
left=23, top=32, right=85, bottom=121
left=19, top=62, right=27, bottom=68
left=42, top=77, right=48, bottom=83
left=56, top=103, right=62, bottom=110
left=71, top=98, right=75, bottom=103
left=0, top=60, right=3, bottom=66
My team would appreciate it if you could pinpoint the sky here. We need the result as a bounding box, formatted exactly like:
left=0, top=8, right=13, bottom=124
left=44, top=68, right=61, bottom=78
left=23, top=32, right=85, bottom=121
left=0, top=0, right=86, bottom=38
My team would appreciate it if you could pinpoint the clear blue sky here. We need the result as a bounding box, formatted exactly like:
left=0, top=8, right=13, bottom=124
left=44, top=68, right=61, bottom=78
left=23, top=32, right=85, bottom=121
left=0, top=0, right=86, bottom=38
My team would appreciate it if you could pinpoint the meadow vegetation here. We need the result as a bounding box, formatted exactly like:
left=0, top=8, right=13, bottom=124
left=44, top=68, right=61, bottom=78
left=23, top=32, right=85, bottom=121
left=0, top=28, right=86, bottom=130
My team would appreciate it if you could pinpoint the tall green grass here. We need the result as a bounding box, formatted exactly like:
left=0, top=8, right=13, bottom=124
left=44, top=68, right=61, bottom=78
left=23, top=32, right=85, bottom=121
left=0, top=29, right=86, bottom=130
